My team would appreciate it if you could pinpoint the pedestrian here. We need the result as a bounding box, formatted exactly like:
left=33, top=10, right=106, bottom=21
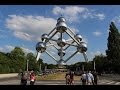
left=65, top=72, right=71, bottom=85
left=81, top=71, right=87, bottom=85
left=30, top=71, right=36, bottom=85
left=20, top=72, right=27, bottom=85
left=69, top=71, right=74, bottom=85
left=86, top=71, right=94, bottom=85
left=92, top=70, right=99, bottom=85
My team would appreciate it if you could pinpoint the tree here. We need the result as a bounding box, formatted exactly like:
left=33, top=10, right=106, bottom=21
left=26, top=53, right=39, bottom=71
left=93, top=54, right=107, bottom=73
left=9, top=47, right=26, bottom=72
left=106, top=22, right=120, bottom=73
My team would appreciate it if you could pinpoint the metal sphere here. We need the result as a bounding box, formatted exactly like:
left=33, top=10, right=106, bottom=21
left=58, top=60, right=66, bottom=65
left=41, top=34, right=49, bottom=41
left=57, top=17, right=66, bottom=23
left=36, top=42, right=46, bottom=53
left=58, top=50, right=66, bottom=56
left=57, top=38, right=66, bottom=47
left=56, top=22, right=67, bottom=33
left=77, top=42, right=87, bottom=53
left=74, top=34, right=82, bottom=41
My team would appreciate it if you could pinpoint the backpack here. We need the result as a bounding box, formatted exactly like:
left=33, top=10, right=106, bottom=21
left=22, top=73, right=27, bottom=80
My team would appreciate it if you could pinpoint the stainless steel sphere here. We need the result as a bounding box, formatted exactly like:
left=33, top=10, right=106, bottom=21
left=56, top=22, right=67, bottom=33
left=36, top=42, right=46, bottom=53
left=77, top=42, right=87, bottom=53
left=57, top=60, right=66, bottom=65
left=41, top=34, right=49, bottom=41
left=57, top=38, right=66, bottom=47
left=74, top=34, right=82, bottom=41
left=57, top=17, right=66, bottom=23
left=58, top=49, right=66, bottom=56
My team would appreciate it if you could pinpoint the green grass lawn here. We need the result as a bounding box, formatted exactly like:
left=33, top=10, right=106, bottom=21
left=36, top=72, right=80, bottom=81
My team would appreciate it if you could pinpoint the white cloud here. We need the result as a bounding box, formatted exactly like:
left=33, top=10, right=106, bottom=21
left=91, top=51, right=101, bottom=56
left=21, top=47, right=35, bottom=54
left=0, top=45, right=14, bottom=52
left=52, top=6, right=105, bottom=22
left=82, top=37, right=88, bottom=44
left=6, top=15, right=57, bottom=41
left=13, top=31, right=33, bottom=41
left=94, top=13, right=105, bottom=20
left=112, top=16, right=120, bottom=27
left=90, top=50, right=106, bottom=58
left=0, top=45, right=35, bottom=54
left=93, top=31, right=102, bottom=37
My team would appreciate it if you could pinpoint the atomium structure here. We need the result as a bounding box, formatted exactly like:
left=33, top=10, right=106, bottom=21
left=36, top=17, right=88, bottom=66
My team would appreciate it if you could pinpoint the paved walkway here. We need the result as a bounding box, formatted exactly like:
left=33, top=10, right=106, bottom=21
left=0, top=73, right=18, bottom=79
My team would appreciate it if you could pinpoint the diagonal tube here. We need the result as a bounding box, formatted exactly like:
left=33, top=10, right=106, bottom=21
left=48, top=41, right=59, bottom=50
left=65, top=30, right=80, bottom=45
left=67, top=27, right=76, bottom=36
left=48, top=27, right=56, bottom=36
left=64, top=41, right=75, bottom=50
left=45, top=50, right=58, bottom=62
left=44, top=31, right=58, bottom=44
left=64, top=50, right=78, bottom=63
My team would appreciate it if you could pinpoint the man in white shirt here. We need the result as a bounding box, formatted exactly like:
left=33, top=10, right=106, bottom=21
left=81, top=71, right=87, bottom=85
left=86, top=71, right=94, bottom=85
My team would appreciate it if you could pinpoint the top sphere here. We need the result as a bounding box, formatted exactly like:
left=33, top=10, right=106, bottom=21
left=57, top=17, right=66, bottom=23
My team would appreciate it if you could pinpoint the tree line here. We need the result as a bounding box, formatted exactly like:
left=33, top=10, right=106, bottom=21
left=0, top=47, right=58, bottom=74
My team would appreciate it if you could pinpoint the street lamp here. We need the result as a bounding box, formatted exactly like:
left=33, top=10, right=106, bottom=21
left=93, top=60, right=96, bottom=70
left=27, top=59, right=29, bottom=72
left=39, top=63, right=42, bottom=74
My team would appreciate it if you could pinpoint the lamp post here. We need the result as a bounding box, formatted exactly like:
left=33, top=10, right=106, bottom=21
left=40, top=63, right=42, bottom=74
left=82, top=64, right=84, bottom=71
left=93, top=60, right=96, bottom=70
left=27, top=59, right=29, bottom=72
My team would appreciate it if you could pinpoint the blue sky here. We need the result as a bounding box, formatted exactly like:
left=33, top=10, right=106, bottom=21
left=0, top=5, right=120, bottom=65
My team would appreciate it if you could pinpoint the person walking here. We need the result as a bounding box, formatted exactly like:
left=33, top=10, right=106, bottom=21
left=20, top=72, right=27, bottom=85
left=81, top=71, right=87, bottom=85
left=86, top=71, right=94, bottom=85
left=65, top=72, right=71, bottom=85
left=92, top=70, right=99, bottom=85
left=69, top=71, right=74, bottom=85
left=30, top=71, right=36, bottom=85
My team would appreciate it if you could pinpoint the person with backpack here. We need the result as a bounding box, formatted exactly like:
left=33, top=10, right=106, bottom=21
left=20, top=72, right=28, bottom=85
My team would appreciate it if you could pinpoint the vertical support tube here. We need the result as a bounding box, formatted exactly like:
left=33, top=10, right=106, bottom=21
left=60, top=32, right=63, bottom=60
left=36, top=52, right=41, bottom=61
left=83, top=52, right=88, bottom=62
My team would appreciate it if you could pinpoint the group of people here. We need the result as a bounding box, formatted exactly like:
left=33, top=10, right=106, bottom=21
left=65, top=70, right=98, bottom=85
left=20, top=71, right=36, bottom=85
left=65, top=70, right=74, bottom=85
left=81, top=70, right=98, bottom=85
